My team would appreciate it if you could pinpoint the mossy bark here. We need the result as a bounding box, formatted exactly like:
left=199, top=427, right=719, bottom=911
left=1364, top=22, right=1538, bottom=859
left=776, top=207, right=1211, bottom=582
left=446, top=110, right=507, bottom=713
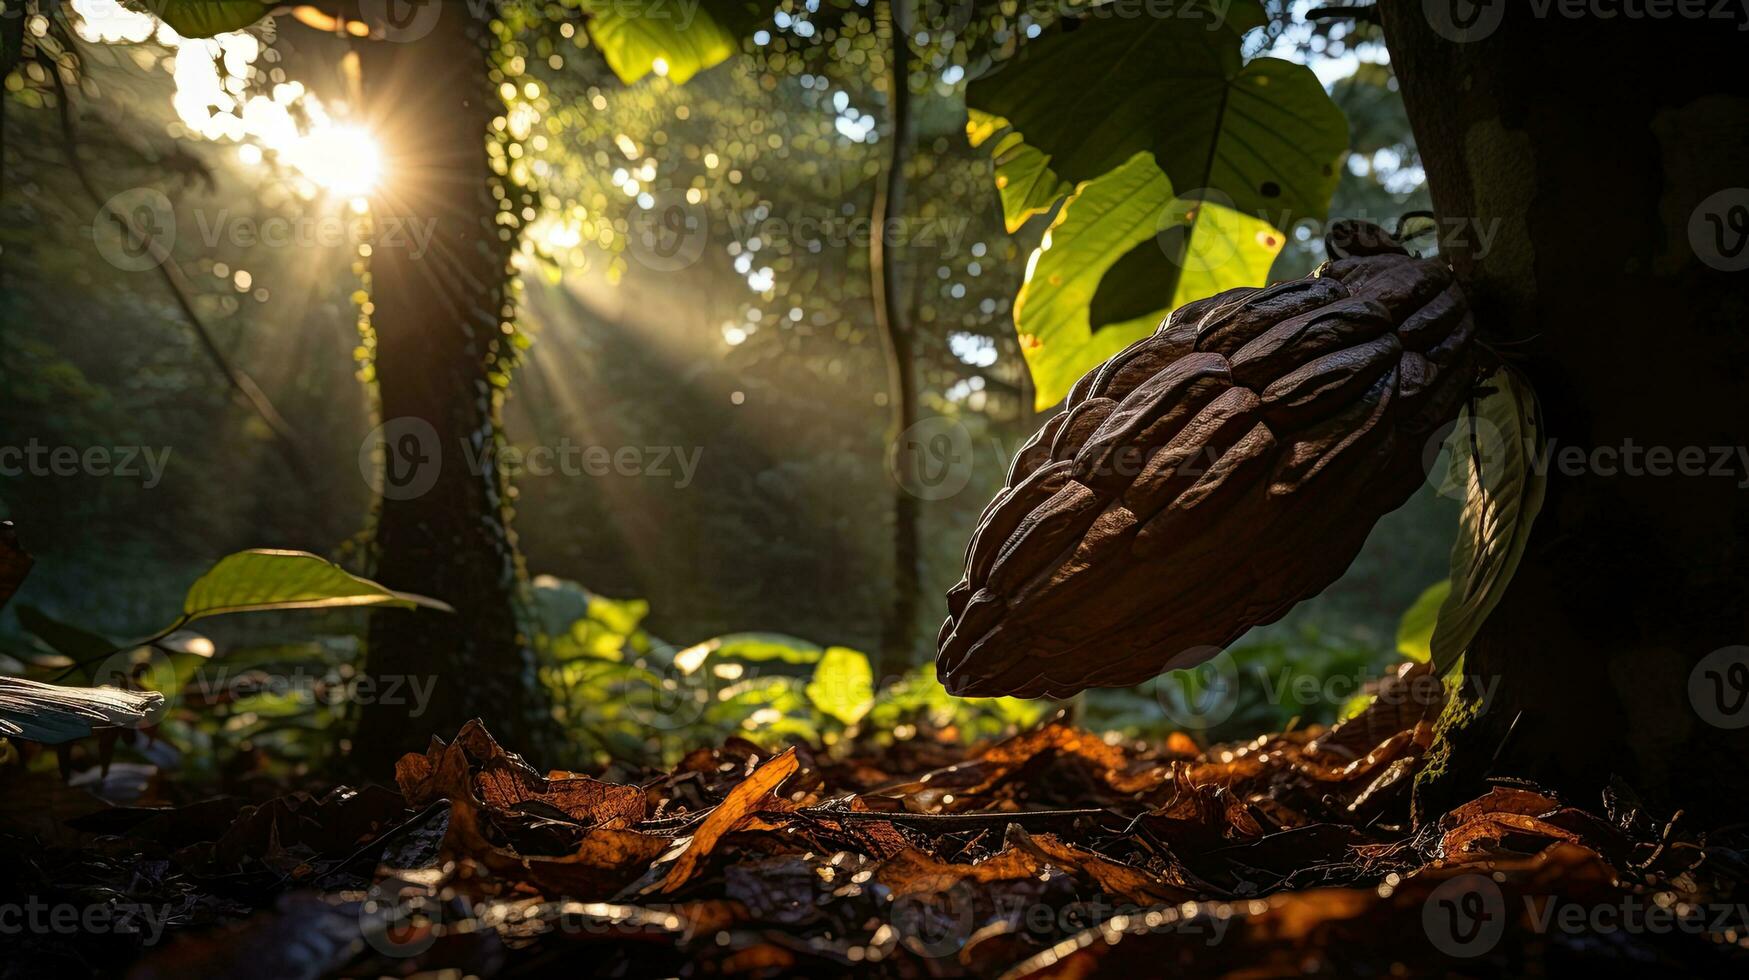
left=1381, top=4, right=1749, bottom=822
left=346, top=10, right=550, bottom=773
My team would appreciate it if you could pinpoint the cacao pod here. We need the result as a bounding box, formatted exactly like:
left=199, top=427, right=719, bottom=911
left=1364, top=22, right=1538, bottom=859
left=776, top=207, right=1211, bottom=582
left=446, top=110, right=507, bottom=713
left=937, top=223, right=1478, bottom=698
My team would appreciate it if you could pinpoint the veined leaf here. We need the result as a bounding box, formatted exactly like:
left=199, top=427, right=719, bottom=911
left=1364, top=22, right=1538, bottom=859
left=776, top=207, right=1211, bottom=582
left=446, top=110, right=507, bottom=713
left=179, top=550, right=453, bottom=625
left=584, top=0, right=738, bottom=85
left=1015, top=153, right=1284, bottom=409
left=1430, top=368, right=1547, bottom=673
left=967, top=110, right=1073, bottom=233
left=139, top=1, right=273, bottom=38
left=1086, top=191, right=1284, bottom=333
left=804, top=646, right=874, bottom=726
left=1396, top=581, right=1451, bottom=663
left=1151, top=57, right=1348, bottom=222
left=967, top=3, right=1342, bottom=224
left=967, top=1, right=1263, bottom=187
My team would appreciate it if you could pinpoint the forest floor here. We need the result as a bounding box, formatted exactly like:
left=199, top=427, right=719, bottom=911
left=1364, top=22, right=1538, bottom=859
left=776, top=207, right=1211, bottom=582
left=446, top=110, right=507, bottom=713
left=4, top=671, right=1749, bottom=979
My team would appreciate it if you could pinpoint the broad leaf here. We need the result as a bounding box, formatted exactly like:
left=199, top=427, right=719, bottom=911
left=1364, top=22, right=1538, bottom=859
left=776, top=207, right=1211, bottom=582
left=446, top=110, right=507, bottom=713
left=0, top=676, right=162, bottom=744
left=1430, top=368, right=1547, bottom=673
left=179, top=550, right=453, bottom=625
left=141, top=0, right=273, bottom=38
left=584, top=0, right=739, bottom=85
left=967, top=2, right=1342, bottom=223
left=673, top=632, right=824, bottom=674
left=16, top=604, right=117, bottom=682
left=967, top=2, right=1264, bottom=186
left=1086, top=191, right=1284, bottom=333
left=1396, top=581, right=1451, bottom=664
left=804, top=646, right=874, bottom=726
left=967, top=110, right=1073, bottom=233
left=1015, top=152, right=1283, bottom=408
left=1150, top=57, right=1348, bottom=222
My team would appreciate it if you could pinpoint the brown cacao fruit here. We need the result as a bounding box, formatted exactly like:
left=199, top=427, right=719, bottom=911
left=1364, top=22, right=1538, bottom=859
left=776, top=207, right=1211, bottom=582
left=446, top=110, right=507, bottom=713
left=937, top=223, right=1478, bottom=698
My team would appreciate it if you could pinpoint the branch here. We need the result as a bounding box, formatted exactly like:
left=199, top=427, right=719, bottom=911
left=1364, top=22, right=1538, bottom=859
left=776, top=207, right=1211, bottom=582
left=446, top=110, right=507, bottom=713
left=1307, top=5, right=1381, bottom=23
left=46, top=48, right=312, bottom=482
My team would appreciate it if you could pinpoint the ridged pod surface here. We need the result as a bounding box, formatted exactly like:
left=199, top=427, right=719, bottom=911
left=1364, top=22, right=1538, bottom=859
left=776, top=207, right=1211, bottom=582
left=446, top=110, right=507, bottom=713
left=937, top=224, right=1477, bottom=697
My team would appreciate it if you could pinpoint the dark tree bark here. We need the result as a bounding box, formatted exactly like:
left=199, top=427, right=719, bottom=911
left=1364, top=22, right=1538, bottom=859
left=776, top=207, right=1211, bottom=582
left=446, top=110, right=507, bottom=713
left=347, top=10, right=548, bottom=772
left=873, top=0, right=922, bottom=682
left=1380, top=4, right=1749, bottom=821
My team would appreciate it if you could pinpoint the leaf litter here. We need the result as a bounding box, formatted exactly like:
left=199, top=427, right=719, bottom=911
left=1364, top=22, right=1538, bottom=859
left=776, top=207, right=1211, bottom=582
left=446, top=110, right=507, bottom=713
left=3, top=679, right=1748, bottom=978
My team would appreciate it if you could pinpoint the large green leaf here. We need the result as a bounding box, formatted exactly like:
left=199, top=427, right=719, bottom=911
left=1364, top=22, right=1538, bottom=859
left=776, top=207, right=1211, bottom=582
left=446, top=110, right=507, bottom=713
left=967, top=2, right=1263, bottom=186
left=967, top=2, right=1342, bottom=223
left=1430, top=368, right=1547, bottom=673
left=179, top=550, right=453, bottom=624
left=967, top=110, right=1073, bottom=233
left=583, top=0, right=739, bottom=85
left=1014, top=152, right=1283, bottom=408
left=1150, top=56, right=1348, bottom=222
left=804, top=646, right=874, bottom=726
left=140, top=1, right=273, bottom=38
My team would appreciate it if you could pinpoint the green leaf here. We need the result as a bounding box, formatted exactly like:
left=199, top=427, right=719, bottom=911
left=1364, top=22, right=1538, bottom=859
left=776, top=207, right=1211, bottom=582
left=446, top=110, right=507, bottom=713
left=804, top=646, right=874, bottom=726
left=1396, top=581, right=1451, bottom=663
left=179, top=550, right=453, bottom=625
left=1015, top=153, right=1283, bottom=409
left=587, top=594, right=650, bottom=636
left=673, top=632, right=823, bottom=674
left=140, top=0, right=273, bottom=38
left=967, top=2, right=1263, bottom=185
left=968, top=110, right=1073, bottom=233
left=583, top=0, right=738, bottom=85
left=967, top=3, right=1341, bottom=224
left=1150, top=57, right=1348, bottom=223
left=16, top=604, right=117, bottom=670
left=1430, top=368, right=1547, bottom=673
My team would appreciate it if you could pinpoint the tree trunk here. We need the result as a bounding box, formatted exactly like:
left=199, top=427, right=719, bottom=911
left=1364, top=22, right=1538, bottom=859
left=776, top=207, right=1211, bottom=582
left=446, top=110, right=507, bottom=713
left=1380, top=5, right=1749, bottom=822
left=873, top=0, right=921, bottom=683
left=348, top=10, right=548, bottom=772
